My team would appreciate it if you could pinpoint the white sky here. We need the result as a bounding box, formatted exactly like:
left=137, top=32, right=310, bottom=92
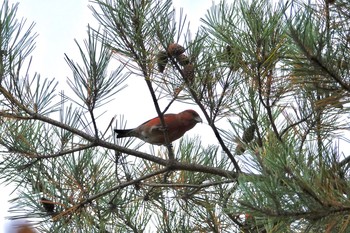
left=1, top=0, right=219, bottom=232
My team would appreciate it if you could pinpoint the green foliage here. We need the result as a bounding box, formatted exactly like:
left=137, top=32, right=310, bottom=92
left=65, top=27, right=128, bottom=111
left=0, top=0, right=350, bottom=232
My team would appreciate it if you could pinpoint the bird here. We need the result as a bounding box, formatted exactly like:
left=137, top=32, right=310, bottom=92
left=114, top=109, right=202, bottom=145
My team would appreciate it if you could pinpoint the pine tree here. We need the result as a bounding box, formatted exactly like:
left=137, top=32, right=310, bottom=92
left=0, top=0, right=350, bottom=232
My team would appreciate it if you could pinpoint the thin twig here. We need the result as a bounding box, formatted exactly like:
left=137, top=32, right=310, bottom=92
left=173, top=61, right=241, bottom=173
left=280, top=111, right=313, bottom=137
left=67, top=168, right=169, bottom=213
left=142, top=179, right=236, bottom=188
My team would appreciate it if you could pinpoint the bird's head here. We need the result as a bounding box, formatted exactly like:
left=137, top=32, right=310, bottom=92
left=181, top=109, right=203, bottom=124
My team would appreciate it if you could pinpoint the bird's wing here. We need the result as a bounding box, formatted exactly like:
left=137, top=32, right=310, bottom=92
left=140, top=113, right=177, bottom=130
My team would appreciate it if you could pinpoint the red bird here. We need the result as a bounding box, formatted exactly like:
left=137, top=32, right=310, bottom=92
left=115, top=109, right=202, bottom=145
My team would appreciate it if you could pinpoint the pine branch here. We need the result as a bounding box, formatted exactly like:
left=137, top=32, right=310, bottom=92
left=280, top=111, right=313, bottom=137
left=54, top=167, right=169, bottom=219
left=0, top=83, right=241, bottom=178
left=175, top=58, right=241, bottom=172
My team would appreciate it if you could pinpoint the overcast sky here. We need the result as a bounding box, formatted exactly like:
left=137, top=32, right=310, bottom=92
left=1, top=0, right=219, bottom=232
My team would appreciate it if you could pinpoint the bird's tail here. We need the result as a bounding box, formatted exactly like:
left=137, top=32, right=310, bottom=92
left=114, top=129, right=133, bottom=138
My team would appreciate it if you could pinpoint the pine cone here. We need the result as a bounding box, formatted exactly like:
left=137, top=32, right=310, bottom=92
left=182, top=64, right=195, bottom=83
left=40, top=197, right=55, bottom=214
left=176, top=54, right=190, bottom=66
left=235, top=143, right=246, bottom=155
left=242, top=124, right=256, bottom=143
left=225, top=45, right=232, bottom=55
left=13, top=223, right=36, bottom=233
left=168, top=43, right=185, bottom=57
left=173, top=87, right=182, bottom=97
left=156, top=51, right=168, bottom=73
left=225, top=45, right=242, bottom=72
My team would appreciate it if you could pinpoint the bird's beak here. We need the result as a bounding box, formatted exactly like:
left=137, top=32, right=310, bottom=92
left=195, top=116, right=203, bottom=123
